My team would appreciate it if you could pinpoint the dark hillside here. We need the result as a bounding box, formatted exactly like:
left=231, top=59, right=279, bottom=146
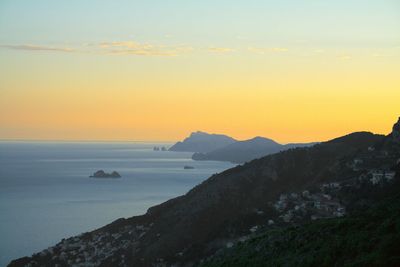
left=201, top=165, right=400, bottom=267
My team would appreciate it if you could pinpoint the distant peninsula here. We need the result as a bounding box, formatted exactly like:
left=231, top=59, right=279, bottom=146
left=90, top=170, right=121, bottom=178
left=193, top=136, right=317, bottom=163
left=170, top=131, right=317, bottom=163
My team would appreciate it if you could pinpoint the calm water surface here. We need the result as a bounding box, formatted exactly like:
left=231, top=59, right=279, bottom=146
left=0, top=142, right=234, bottom=266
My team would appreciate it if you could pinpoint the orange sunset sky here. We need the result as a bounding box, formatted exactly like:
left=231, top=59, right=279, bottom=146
left=0, top=1, right=399, bottom=143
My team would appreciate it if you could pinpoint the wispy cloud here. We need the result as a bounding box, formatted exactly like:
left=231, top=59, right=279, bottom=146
left=1, top=42, right=293, bottom=57
left=270, top=47, right=289, bottom=52
left=208, top=47, right=234, bottom=53
left=98, top=41, right=193, bottom=56
left=0, top=44, right=75, bottom=53
left=248, top=47, right=288, bottom=54
left=0, top=41, right=193, bottom=57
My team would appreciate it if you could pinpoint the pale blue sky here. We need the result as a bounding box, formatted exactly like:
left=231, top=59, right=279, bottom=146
left=1, top=0, right=399, bottom=48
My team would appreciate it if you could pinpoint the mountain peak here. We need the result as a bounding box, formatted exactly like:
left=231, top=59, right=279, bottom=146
left=169, top=131, right=236, bottom=153
left=189, top=131, right=232, bottom=138
left=191, top=131, right=208, bottom=136
left=249, top=136, right=276, bottom=143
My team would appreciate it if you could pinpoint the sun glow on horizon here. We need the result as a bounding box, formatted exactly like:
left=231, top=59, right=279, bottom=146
left=0, top=0, right=399, bottom=143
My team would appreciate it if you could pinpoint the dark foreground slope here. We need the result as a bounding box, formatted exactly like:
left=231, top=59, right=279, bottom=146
left=201, top=182, right=400, bottom=267
left=9, top=118, right=400, bottom=267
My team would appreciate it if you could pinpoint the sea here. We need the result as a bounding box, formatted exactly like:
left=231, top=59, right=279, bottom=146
left=0, top=141, right=235, bottom=266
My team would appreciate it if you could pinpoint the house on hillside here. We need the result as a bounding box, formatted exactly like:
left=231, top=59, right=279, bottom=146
left=370, top=170, right=396, bottom=185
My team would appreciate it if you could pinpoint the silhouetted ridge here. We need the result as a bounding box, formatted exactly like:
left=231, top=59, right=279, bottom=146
left=326, top=131, right=383, bottom=146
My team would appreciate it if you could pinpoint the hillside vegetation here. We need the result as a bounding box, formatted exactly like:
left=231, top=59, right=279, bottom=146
left=201, top=181, right=400, bottom=267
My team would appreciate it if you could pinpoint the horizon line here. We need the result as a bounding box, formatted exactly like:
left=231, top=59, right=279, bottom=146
left=0, top=128, right=391, bottom=145
left=0, top=138, right=175, bottom=144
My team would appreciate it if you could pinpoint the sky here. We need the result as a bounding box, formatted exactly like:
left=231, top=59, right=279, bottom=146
left=0, top=0, right=399, bottom=143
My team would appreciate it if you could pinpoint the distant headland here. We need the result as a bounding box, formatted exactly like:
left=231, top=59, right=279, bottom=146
left=169, top=131, right=317, bottom=163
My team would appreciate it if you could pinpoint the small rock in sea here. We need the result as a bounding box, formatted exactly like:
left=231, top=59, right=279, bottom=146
left=184, top=166, right=195, bottom=170
left=90, top=170, right=121, bottom=178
